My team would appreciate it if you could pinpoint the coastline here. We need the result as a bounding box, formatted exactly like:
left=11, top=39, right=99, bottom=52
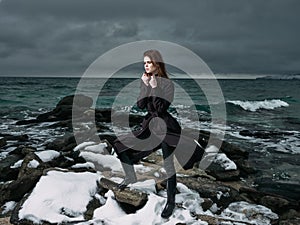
left=1, top=94, right=299, bottom=224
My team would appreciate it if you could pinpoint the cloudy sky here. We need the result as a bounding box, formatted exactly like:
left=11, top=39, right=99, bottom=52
left=0, top=0, right=299, bottom=77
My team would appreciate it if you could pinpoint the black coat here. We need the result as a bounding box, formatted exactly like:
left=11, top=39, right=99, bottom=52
left=113, top=77, right=204, bottom=170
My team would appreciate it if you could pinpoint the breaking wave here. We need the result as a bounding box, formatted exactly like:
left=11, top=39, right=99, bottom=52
left=227, top=99, right=289, bottom=112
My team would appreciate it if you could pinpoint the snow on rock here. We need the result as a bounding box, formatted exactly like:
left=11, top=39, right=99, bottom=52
left=130, top=179, right=157, bottom=194
left=134, top=164, right=153, bottom=173
left=73, top=141, right=96, bottom=151
left=213, top=153, right=237, bottom=170
left=10, top=160, right=23, bottom=169
left=220, top=201, right=279, bottom=225
left=79, top=151, right=123, bottom=172
left=10, top=150, right=60, bottom=169
left=36, top=150, right=60, bottom=162
left=202, top=145, right=237, bottom=171
left=18, top=170, right=101, bottom=224
left=71, top=162, right=95, bottom=169
left=14, top=170, right=279, bottom=225
left=28, top=159, right=40, bottom=168
left=1, top=201, right=17, bottom=215
left=90, top=191, right=198, bottom=225
left=83, top=142, right=108, bottom=153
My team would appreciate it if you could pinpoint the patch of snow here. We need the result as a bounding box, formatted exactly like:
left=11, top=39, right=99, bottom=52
left=83, top=142, right=108, bottom=154
left=28, top=159, right=39, bottom=168
left=18, top=170, right=101, bottom=224
left=1, top=201, right=17, bottom=214
left=71, top=162, right=95, bottom=169
left=221, top=201, right=279, bottom=225
left=214, top=153, right=237, bottom=170
left=73, top=141, right=96, bottom=151
left=79, top=151, right=123, bottom=172
left=36, top=150, right=60, bottom=162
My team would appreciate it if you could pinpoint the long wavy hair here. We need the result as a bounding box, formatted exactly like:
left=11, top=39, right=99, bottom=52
left=143, top=50, right=169, bottom=79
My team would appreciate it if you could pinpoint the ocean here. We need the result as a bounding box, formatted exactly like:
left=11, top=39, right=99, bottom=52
left=0, top=76, right=299, bottom=185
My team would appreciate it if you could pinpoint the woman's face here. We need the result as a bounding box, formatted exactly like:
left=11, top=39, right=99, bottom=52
left=144, top=56, right=157, bottom=74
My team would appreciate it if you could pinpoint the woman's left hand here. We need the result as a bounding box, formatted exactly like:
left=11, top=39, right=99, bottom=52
left=149, top=75, right=157, bottom=88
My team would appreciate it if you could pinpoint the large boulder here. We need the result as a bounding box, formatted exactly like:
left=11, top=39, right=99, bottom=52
left=37, top=94, right=93, bottom=122
left=16, top=95, right=93, bottom=125
left=57, top=94, right=93, bottom=108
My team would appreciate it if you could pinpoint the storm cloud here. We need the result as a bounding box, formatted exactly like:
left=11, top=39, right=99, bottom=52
left=0, top=0, right=299, bottom=76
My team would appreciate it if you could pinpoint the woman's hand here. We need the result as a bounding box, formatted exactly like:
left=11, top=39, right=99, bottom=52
left=141, top=73, right=150, bottom=86
left=149, top=75, right=157, bottom=88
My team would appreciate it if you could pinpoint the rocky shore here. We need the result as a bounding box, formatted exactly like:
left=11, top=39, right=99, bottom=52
left=0, top=95, right=299, bottom=225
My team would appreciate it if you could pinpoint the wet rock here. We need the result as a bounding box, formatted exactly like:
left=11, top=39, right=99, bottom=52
left=0, top=154, right=23, bottom=182
left=177, top=176, right=241, bottom=211
left=219, top=140, right=249, bottom=159
left=196, top=214, right=254, bottom=225
left=48, top=150, right=86, bottom=169
left=206, top=164, right=241, bottom=181
left=15, top=119, right=39, bottom=125
left=84, top=197, right=103, bottom=220
left=239, top=186, right=299, bottom=216
left=57, top=94, right=93, bottom=108
left=46, top=133, right=76, bottom=151
left=201, top=198, right=214, bottom=211
left=8, top=146, right=36, bottom=157
left=17, top=94, right=93, bottom=125
left=260, top=195, right=292, bottom=215
left=10, top=191, right=36, bottom=225
left=95, top=108, right=113, bottom=122
left=239, top=129, right=291, bottom=139
left=234, top=158, right=257, bottom=176
left=47, top=119, right=73, bottom=129
left=279, top=218, right=300, bottom=225
left=0, top=134, right=29, bottom=142
left=0, top=137, right=7, bottom=148
left=0, top=151, right=48, bottom=206
left=254, top=178, right=300, bottom=200
left=181, top=128, right=254, bottom=178
left=279, top=209, right=300, bottom=225
left=17, top=152, right=44, bottom=179
left=0, top=168, right=43, bottom=206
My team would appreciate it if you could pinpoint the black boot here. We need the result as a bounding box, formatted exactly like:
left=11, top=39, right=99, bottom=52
left=161, top=174, right=176, bottom=218
left=118, top=152, right=137, bottom=190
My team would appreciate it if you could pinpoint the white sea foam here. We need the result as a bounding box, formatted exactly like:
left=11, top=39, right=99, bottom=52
left=227, top=99, right=289, bottom=112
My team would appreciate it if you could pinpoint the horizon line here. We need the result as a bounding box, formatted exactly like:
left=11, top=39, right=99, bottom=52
left=0, top=73, right=292, bottom=80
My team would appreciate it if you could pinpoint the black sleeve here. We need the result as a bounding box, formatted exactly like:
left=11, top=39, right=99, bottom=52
left=137, top=80, right=151, bottom=109
left=152, top=80, right=174, bottom=113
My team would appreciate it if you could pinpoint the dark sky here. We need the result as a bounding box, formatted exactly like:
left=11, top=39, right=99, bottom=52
left=0, top=0, right=299, bottom=77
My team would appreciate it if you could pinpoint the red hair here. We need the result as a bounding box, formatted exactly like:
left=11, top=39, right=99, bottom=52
left=143, top=50, right=169, bottom=79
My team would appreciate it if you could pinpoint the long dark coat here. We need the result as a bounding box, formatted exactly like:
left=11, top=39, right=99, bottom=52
left=113, top=76, right=204, bottom=170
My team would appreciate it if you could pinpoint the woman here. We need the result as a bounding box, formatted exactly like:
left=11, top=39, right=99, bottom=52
left=113, top=49, right=203, bottom=218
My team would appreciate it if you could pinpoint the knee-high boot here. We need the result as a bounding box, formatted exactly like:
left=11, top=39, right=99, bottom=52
left=161, top=142, right=177, bottom=218
left=161, top=174, right=176, bottom=218
left=118, top=152, right=137, bottom=190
